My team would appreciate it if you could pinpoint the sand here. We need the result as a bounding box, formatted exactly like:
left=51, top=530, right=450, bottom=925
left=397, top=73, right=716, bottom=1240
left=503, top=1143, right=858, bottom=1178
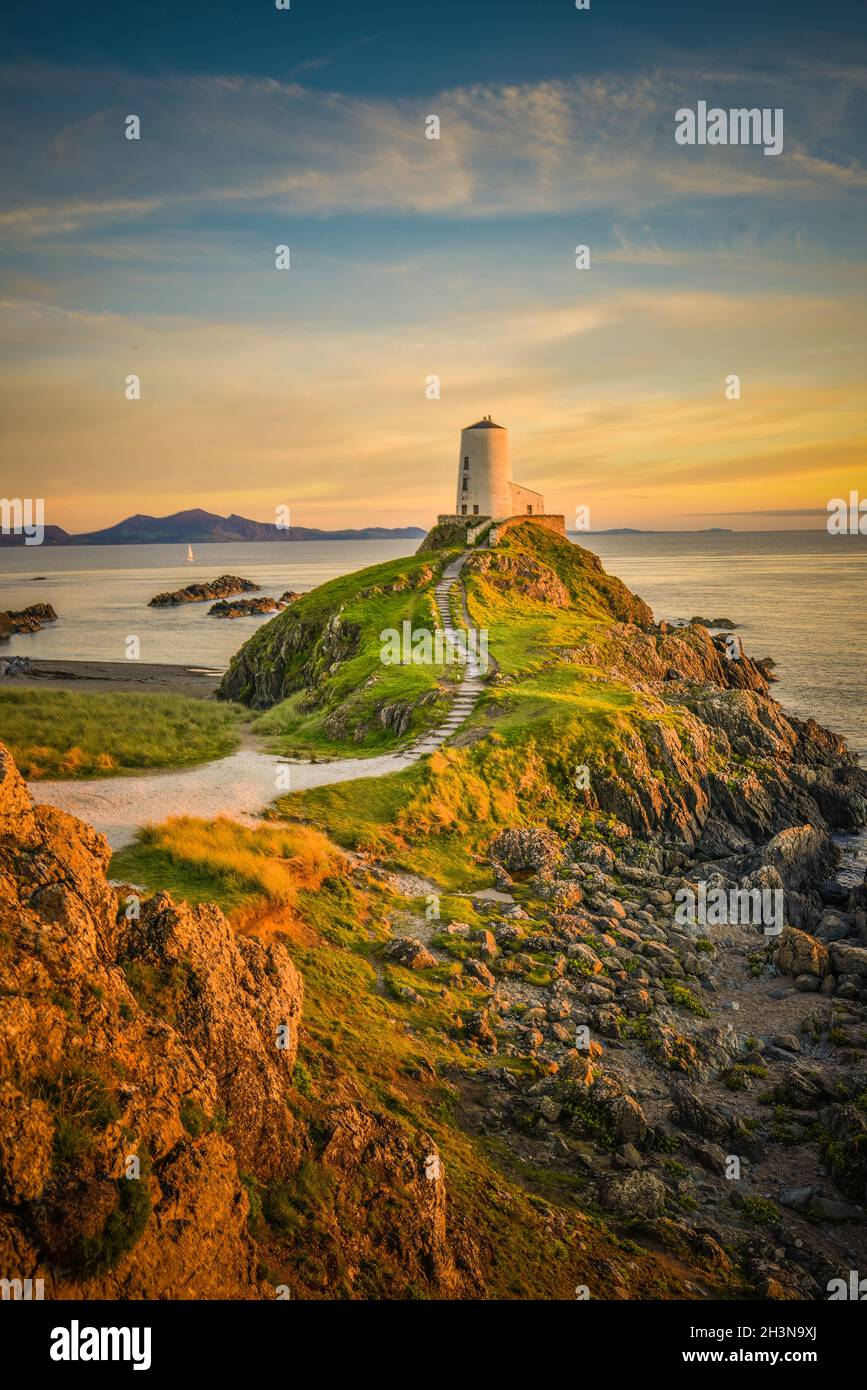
left=5, top=659, right=224, bottom=699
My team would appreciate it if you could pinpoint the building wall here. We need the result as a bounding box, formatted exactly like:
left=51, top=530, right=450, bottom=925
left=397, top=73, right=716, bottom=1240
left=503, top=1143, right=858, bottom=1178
left=510, top=482, right=545, bottom=515
left=455, top=425, right=512, bottom=518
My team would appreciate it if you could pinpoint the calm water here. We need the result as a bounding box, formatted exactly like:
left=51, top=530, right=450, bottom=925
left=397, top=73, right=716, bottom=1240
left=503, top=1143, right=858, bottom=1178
left=1, top=531, right=864, bottom=757
left=0, top=540, right=417, bottom=669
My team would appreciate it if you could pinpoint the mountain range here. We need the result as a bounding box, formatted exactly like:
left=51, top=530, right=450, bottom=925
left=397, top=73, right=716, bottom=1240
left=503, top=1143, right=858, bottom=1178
left=0, top=508, right=426, bottom=546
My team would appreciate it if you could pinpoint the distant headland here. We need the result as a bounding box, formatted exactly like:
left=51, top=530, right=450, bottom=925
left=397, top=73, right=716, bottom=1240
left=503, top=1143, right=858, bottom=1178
left=0, top=508, right=426, bottom=547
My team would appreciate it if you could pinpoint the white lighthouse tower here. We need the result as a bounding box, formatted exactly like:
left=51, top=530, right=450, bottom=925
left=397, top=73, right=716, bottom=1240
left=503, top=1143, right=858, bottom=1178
left=455, top=417, right=544, bottom=519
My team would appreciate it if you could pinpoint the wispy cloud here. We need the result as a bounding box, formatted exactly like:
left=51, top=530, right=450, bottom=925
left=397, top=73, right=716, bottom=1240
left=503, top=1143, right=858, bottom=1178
left=1, top=61, right=866, bottom=243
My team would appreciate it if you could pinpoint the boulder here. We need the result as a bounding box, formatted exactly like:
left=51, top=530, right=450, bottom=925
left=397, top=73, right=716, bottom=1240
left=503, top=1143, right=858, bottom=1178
left=830, top=941, right=867, bottom=978
left=385, top=937, right=437, bottom=971
left=775, top=926, right=829, bottom=978
left=488, top=826, right=565, bottom=876
left=600, top=1171, right=666, bottom=1218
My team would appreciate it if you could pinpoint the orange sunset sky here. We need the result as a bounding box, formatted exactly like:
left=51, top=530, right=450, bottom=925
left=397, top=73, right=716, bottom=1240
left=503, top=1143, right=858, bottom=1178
left=1, top=4, right=865, bottom=532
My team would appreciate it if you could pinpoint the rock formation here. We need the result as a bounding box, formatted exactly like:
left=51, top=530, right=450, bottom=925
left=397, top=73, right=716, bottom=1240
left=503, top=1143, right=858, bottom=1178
left=0, top=603, right=58, bottom=639
left=148, top=576, right=259, bottom=607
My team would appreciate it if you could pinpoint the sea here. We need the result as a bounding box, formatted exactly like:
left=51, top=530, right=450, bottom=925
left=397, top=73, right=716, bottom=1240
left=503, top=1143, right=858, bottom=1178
left=1, top=530, right=865, bottom=879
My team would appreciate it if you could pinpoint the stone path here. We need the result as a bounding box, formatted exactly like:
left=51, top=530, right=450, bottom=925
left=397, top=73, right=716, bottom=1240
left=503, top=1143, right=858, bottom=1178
left=400, top=551, right=485, bottom=757
left=29, top=553, right=489, bottom=849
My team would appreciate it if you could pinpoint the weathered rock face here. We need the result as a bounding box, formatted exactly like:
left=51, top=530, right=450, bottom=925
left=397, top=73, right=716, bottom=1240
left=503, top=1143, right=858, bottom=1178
left=313, top=1107, right=479, bottom=1297
left=116, top=892, right=304, bottom=1181
left=219, top=605, right=363, bottom=710
left=489, top=826, right=565, bottom=876
left=0, top=745, right=481, bottom=1301
left=149, top=575, right=258, bottom=607
left=0, top=746, right=270, bottom=1298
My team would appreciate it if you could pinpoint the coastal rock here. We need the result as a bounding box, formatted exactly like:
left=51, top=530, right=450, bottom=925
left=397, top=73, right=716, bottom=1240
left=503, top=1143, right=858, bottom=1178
left=209, top=592, right=299, bottom=619
left=600, top=1171, right=665, bottom=1218
left=117, top=890, right=304, bottom=1179
left=0, top=745, right=268, bottom=1297
left=149, top=575, right=259, bottom=607
left=829, top=941, right=867, bottom=977
left=689, top=616, right=737, bottom=630
left=0, top=603, right=58, bottom=637
left=0, top=656, right=32, bottom=677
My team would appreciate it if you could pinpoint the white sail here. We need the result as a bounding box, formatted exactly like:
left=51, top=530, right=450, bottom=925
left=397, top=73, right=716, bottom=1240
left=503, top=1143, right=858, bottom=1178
left=186, top=544, right=195, bottom=562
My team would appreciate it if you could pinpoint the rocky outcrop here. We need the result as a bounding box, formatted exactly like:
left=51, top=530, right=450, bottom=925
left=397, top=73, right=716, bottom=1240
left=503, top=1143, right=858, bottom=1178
left=0, top=746, right=271, bottom=1297
left=468, top=543, right=653, bottom=627
left=0, top=603, right=58, bottom=638
left=689, top=616, right=737, bottom=629
left=209, top=592, right=299, bottom=619
left=149, top=576, right=258, bottom=607
left=0, top=656, right=32, bottom=677
left=489, top=826, right=565, bottom=876
left=116, top=891, right=304, bottom=1180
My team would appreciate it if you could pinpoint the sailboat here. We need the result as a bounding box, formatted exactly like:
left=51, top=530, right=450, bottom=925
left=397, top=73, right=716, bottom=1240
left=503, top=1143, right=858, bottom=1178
left=186, top=544, right=195, bottom=563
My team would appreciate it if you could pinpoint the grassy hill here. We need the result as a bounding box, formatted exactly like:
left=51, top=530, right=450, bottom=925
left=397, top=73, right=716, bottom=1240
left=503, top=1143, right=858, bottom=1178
left=219, top=522, right=747, bottom=883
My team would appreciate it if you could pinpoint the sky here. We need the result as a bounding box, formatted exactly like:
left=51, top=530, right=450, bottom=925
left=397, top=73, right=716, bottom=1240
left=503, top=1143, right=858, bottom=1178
left=1, top=0, right=865, bottom=532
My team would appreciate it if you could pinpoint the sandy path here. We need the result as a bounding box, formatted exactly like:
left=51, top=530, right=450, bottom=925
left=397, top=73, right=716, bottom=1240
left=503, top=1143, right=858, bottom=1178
left=29, top=747, right=421, bottom=850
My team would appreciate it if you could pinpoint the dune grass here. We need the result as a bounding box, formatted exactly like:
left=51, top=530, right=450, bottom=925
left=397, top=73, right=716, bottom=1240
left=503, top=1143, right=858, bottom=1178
left=110, top=816, right=338, bottom=918
left=0, top=689, right=245, bottom=779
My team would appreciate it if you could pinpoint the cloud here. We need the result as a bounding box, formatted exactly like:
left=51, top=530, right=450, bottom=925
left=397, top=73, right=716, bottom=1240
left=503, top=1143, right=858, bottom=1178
left=1, top=60, right=866, bottom=244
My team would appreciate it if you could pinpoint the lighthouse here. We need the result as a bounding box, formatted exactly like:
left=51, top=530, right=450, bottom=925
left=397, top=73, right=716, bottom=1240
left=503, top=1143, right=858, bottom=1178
left=455, top=417, right=544, bottom=519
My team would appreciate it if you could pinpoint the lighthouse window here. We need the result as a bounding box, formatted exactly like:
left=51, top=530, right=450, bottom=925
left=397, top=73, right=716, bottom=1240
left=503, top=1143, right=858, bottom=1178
left=473, top=505, right=479, bottom=515
left=462, top=477, right=468, bottom=491
left=463, top=457, right=469, bottom=469
left=461, top=505, right=467, bottom=515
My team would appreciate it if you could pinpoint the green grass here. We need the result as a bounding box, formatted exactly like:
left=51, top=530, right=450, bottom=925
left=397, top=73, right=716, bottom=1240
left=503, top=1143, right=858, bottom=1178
left=0, top=688, right=245, bottom=779
left=219, top=547, right=464, bottom=756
